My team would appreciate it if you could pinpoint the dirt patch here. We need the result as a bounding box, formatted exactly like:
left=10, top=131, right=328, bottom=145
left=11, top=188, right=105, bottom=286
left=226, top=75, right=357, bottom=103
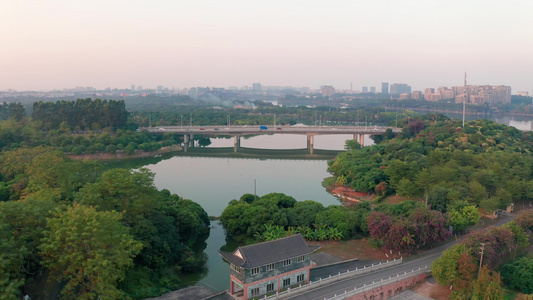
left=330, top=186, right=373, bottom=203
left=311, top=238, right=403, bottom=261
left=412, top=280, right=451, bottom=300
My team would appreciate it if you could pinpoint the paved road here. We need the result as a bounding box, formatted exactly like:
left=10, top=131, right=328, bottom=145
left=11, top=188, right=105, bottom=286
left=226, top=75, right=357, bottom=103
left=288, top=251, right=442, bottom=300
left=310, top=259, right=380, bottom=282
left=288, top=214, right=515, bottom=300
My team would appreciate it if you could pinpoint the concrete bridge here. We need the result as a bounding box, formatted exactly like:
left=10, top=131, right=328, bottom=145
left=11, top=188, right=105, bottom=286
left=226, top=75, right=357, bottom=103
left=139, top=125, right=401, bottom=154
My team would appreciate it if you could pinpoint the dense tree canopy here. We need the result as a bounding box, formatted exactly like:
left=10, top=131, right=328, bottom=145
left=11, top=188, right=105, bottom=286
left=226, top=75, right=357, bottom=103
left=32, top=98, right=128, bottom=131
left=0, top=149, right=210, bottom=299
left=328, top=117, right=533, bottom=215
left=220, top=192, right=371, bottom=241
left=39, top=204, right=142, bottom=299
left=368, top=202, right=450, bottom=252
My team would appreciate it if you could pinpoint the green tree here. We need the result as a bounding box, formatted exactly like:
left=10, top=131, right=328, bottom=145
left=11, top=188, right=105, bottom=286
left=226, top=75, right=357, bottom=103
left=501, top=257, right=533, bottom=294
left=432, top=244, right=468, bottom=286
left=449, top=205, right=480, bottom=233
left=39, top=204, right=142, bottom=299
left=427, top=186, right=449, bottom=212
left=472, top=267, right=504, bottom=300
left=451, top=250, right=477, bottom=299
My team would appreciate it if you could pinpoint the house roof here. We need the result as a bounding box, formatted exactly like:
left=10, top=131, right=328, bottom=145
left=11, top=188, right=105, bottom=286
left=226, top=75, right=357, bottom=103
left=219, top=234, right=320, bottom=269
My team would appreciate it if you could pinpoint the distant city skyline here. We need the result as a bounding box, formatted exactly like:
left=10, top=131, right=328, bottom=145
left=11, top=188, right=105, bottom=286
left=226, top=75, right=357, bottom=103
left=2, top=0, right=532, bottom=92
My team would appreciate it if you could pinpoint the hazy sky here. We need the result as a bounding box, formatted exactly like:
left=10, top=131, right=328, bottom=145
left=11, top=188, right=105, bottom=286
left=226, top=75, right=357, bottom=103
left=1, top=0, right=532, bottom=92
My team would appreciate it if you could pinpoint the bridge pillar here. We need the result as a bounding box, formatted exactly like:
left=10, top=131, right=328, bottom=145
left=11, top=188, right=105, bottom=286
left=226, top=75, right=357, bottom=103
left=307, top=135, right=314, bottom=154
left=234, top=135, right=240, bottom=152
left=359, top=134, right=365, bottom=147
left=190, top=134, right=194, bottom=148
left=183, top=134, right=189, bottom=152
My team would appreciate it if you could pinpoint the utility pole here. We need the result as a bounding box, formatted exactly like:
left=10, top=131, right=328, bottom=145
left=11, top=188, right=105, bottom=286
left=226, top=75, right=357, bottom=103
left=190, top=113, right=192, bottom=126
left=180, top=115, right=183, bottom=128
left=254, top=179, right=257, bottom=201
left=479, top=243, right=485, bottom=275
left=396, top=114, right=398, bottom=128
left=462, top=72, right=467, bottom=128
left=274, top=113, right=276, bottom=127
left=149, top=113, right=152, bottom=127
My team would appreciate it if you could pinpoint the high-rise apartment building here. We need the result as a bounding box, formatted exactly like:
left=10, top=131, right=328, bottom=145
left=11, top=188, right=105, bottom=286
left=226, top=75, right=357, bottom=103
left=411, top=91, right=423, bottom=100
left=390, top=83, right=411, bottom=97
left=362, top=86, right=368, bottom=93
left=399, top=93, right=411, bottom=100
left=131, top=85, right=135, bottom=91
left=252, top=83, right=262, bottom=91
left=454, top=85, right=511, bottom=105
left=370, top=87, right=376, bottom=93
left=321, top=86, right=335, bottom=98
left=381, top=82, right=389, bottom=94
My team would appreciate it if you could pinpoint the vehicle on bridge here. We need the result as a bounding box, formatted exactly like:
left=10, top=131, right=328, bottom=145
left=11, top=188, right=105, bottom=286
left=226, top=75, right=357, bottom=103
left=260, top=126, right=268, bottom=130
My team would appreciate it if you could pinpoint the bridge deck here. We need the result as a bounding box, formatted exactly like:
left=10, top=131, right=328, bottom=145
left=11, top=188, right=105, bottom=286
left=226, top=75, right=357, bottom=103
left=140, top=125, right=401, bottom=135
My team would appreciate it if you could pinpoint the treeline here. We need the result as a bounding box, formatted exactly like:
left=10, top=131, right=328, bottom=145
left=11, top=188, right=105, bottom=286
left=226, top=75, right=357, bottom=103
left=130, top=106, right=417, bottom=128
left=432, top=210, right=533, bottom=298
left=0, top=118, right=183, bottom=154
left=328, top=116, right=533, bottom=214
left=32, top=98, right=128, bottom=131
left=0, top=102, right=25, bottom=121
left=0, top=148, right=210, bottom=299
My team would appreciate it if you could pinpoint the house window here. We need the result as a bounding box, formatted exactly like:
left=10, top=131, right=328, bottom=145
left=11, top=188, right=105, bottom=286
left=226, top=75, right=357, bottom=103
left=231, top=264, right=241, bottom=273
left=283, top=259, right=292, bottom=266
left=266, top=263, right=275, bottom=271
left=251, top=267, right=260, bottom=275
left=251, top=287, right=260, bottom=297
left=297, top=274, right=305, bottom=282
left=283, top=278, right=291, bottom=287
left=297, top=255, right=305, bottom=262
left=267, top=283, right=275, bottom=292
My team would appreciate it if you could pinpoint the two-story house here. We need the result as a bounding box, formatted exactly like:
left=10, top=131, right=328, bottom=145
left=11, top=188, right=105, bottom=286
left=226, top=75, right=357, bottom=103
left=219, top=234, right=320, bottom=300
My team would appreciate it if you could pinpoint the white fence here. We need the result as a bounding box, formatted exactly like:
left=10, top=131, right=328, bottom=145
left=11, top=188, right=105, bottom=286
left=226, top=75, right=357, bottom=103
left=324, top=266, right=429, bottom=300
left=262, top=258, right=403, bottom=300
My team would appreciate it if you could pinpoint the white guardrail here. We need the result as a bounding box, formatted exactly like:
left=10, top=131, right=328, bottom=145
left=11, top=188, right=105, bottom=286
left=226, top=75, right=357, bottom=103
left=324, top=266, right=429, bottom=300
left=262, top=258, right=404, bottom=300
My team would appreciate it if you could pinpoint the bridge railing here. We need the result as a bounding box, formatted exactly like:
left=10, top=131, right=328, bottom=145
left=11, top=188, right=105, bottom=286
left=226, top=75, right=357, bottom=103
left=323, top=266, right=429, bottom=300
left=261, top=258, right=403, bottom=300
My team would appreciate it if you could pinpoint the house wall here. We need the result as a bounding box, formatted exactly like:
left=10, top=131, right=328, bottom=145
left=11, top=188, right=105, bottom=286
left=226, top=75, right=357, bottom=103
left=230, top=264, right=246, bottom=283
left=246, top=265, right=311, bottom=300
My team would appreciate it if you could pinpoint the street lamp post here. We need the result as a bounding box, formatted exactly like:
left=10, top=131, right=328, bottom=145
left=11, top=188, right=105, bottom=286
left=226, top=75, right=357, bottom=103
left=479, top=243, right=485, bottom=275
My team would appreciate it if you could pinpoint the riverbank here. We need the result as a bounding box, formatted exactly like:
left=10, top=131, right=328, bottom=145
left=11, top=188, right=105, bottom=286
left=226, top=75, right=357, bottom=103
left=329, top=186, right=373, bottom=203
left=66, top=145, right=182, bottom=161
